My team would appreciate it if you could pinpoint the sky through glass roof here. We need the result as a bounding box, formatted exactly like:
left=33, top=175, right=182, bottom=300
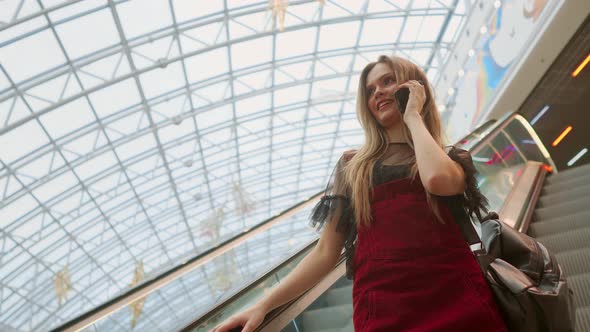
left=0, top=0, right=474, bottom=330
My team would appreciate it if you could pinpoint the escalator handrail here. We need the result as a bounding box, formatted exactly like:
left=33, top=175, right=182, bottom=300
left=180, top=238, right=345, bottom=332
left=498, top=161, right=548, bottom=232
left=468, top=112, right=557, bottom=172
left=257, top=256, right=348, bottom=332
left=181, top=240, right=321, bottom=331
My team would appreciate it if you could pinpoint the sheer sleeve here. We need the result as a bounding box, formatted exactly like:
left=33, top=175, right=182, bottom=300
left=309, top=150, right=357, bottom=279
left=446, top=145, right=489, bottom=222
left=309, top=152, right=353, bottom=232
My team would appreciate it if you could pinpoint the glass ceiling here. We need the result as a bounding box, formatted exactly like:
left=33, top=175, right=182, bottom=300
left=0, top=0, right=474, bottom=330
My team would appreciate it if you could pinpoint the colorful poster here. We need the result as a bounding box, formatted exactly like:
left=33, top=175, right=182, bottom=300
left=446, top=0, right=549, bottom=142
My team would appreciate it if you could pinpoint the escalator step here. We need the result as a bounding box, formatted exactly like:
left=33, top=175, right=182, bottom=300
left=301, top=304, right=352, bottom=331
left=314, top=326, right=354, bottom=332
left=556, top=248, right=590, bottom=277
left=528, top=210, right=590, bottom=237
left=534, top=196, right=590, bottom=221
left=324, top=286, right=352, bottom=307
left=341, top=321, right=355, bottom=332
left=569, top=273, right=590, bottom=308
left=536, top=226, right=590, bottom=254
left=311, top=323, right=355, bottom=332
left=331, top=277, right=353, bottom=289
left=538, top=183, right=590, bottom=208
left=576, top=306, right=590, bottom=332
left=543, top=173, right=590, bottom=195
left=546, top=163, right=590, bottom=184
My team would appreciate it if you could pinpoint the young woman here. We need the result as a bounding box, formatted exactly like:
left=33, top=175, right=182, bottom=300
left=212, top=55, right=508, bottom=332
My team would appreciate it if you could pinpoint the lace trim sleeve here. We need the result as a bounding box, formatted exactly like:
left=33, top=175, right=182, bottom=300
left=309, top=151, right=355, bottom=233
left=309, top=151, right=357, bottom=279
left=446, top=145, right=489, bottom=222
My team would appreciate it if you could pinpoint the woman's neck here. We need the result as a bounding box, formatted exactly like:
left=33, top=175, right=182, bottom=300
left=384, top=120, right=406, bottom=143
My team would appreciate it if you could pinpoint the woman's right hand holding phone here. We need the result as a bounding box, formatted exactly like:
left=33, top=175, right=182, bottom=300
left=211, top=303, right=267, bottom=332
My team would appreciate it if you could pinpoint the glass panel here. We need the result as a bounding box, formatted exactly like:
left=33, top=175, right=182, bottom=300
left=360, top=18, right=403, bottom=45
left=472, top=116, right=552, bottom=212
left=231, top=37, right=273, bottom=70
left=185, top=48, right=229, bottom=83
left=275, top=27, right=317, bottom=60
left=116, top=1, right=173, bottom=40
left=138, top=61, right=186, bottom=99
left=1, top=29, right=65, bottom=83
left=55, top=8, right=119, bottom=60
left=39, top=98, right=96, bottom=139
left=503, top=120, right=548, bottom=164
left=173, top=0, right=223, bottom=23
left=189, top=246, right=312, bottom=332
left=83, top=222, right=316, bottom=331
left=284, top=274, right=352, bottom=331
left=318, top=22, right=360, bottom=51
left=0, top=120, right=49, bottom=164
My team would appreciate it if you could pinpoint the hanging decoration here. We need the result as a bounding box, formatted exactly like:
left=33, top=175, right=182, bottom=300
left=212, top=271, right=233, bottom=292
left=232, top=182, right=256, bottom=216
left=268, top=0, right=325, bottom=32
left=269, top=0, right=288, bottom=32
left=54, top=265, right=72, bottom=306
left=201, top=207, right=225, bottom=241
left=129, top=261, right=146, bottom=329
left=211, top=254, right=239, bottom=292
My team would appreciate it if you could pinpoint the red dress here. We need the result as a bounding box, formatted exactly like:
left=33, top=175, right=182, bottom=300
left=310, top=146, right=508, bottom=332
left=351, top=175, right=508, bottom=331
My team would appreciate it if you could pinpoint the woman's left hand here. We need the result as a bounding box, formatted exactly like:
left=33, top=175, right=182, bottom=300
left=397, top=80, right=426, bottom=124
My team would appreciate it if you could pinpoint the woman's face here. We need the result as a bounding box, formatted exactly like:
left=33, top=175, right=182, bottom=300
left=365, top=62, right=401, bottom=128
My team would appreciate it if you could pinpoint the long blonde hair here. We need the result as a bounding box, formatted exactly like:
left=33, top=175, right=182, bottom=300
left=343, top=55, right=445, bottom=227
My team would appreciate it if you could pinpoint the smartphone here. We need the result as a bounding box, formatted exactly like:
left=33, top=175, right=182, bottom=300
left=394, top=80, right=424, bottom=114
left=394, top=88, right=410, bottom=114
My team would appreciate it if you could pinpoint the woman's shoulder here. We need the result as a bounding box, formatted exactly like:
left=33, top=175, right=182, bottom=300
left=342, top=149, right=357, bottom=162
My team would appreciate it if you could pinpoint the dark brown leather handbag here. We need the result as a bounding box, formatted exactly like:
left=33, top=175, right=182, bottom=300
left=456, top=212, right=576, bottom=332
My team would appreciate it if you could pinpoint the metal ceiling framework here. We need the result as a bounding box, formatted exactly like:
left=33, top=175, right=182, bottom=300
left=0, top=0, right=474, bottom=330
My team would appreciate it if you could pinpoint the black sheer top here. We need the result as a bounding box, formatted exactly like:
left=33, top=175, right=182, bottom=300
left=309, top=143, right=489, bottom=279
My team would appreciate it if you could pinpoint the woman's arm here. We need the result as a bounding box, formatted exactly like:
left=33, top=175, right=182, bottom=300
left=257, top=215, right=345, bottom=312
left=398, top=80, right=465, bottom=196
left=405, top=111, right=465, bottom=196
left=214, top=213, right=345, bottom=332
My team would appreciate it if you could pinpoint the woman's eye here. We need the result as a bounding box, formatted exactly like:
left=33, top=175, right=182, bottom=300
left=384, top=77, right=394, bottom=85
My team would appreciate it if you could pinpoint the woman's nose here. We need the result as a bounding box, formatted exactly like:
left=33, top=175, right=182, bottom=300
left=374, top=87, right=385, bottom=97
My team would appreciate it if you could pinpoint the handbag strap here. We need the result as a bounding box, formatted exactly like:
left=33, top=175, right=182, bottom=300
left=451, top=206, right=498, bottom=256
left=450, top=206, right=499, bottom=273
left=456, top=217, right=482, bottom=247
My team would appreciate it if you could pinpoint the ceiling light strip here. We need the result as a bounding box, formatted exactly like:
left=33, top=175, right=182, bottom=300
left=530, top=105, right=550, bottom=125
left=567, top=148, right=588, bottom=166
left=572, top=53, right=590, bottom=77
left=551, top=125, right=573, bottom=147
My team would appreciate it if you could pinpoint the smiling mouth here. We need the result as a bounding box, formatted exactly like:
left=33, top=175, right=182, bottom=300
left=378, top=100, right=393, bottom=111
